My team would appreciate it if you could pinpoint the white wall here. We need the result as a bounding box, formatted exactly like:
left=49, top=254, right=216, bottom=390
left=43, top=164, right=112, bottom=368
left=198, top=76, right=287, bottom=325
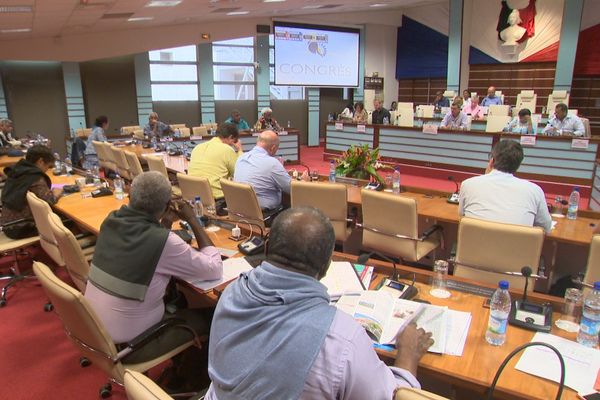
left=364, top=23, right=400, bottom=107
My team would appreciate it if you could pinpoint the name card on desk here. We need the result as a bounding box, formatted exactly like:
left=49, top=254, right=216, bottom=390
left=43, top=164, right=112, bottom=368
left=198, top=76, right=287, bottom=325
left=520, top=135, right=536, bottom=146
left=356, top=124, right=366, bottom=133
left=335, top=122, right=344, bottom=130
left=422, top=124, right=438, bottom=135
left=571, top=138, right=589, bottom=149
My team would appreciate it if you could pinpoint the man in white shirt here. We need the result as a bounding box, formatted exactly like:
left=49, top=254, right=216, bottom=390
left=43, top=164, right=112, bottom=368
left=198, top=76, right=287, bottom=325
left=440, top=103, right=468, bottom=130
left=459, top=140, right=552, bottom=232
left=542, top=103, right=585, bottom=137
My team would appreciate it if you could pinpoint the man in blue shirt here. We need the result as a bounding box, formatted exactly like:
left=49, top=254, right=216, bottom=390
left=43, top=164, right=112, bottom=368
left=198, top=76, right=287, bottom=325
left=225, top=110, right=250, bottom=131
left=234, top=130, right=307, bottom=210
left=481, top=86, right=503, bottom=106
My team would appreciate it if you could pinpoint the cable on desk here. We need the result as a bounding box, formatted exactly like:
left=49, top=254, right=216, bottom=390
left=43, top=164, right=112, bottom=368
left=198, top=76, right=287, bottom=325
left=485, top=341, right=565, bottom=400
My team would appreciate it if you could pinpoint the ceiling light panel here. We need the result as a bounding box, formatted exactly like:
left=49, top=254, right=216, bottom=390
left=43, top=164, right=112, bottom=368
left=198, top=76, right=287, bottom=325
left=145, top=0, right=182, bottom=7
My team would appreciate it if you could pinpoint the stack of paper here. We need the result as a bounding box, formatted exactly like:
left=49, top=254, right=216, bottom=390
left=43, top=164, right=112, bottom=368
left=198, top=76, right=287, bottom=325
left=413, top=307, right=471, bottom=356
left=515, top=332, right=600, bottom=395
left=320, top=261, right=366, bottom=300
left=188, top=257, right=252, bottom=292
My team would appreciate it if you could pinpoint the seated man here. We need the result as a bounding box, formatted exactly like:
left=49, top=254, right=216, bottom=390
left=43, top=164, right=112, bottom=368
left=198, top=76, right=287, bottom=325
left=85, top=171, right=222, bottom=385
left=188, top=122, right=243, bottom=203
left=255, top=107, right=281, bottom=132
left=371, top=98, right=391, bottom=124
left=433, top=91, right=450, bottom=109
left=542, top=103, right=585, bottom=137
left=459, top=140, right=552, bottom=232
left=143, top=111, right=173, bottom=139
left=206, top=207, right=433, bottom=399
left=224, top=109, right=250, bottom=131
left=440, top=103, right=468, bottom=130
left=481, top=86, right=503, bottom=106
left=0, top=145, right=63, bottom=239
left=504, top=108, right=534, bottom=135
left=234, top=130, right=307, bottom=211
left=0, top=119, right=20, bottom=147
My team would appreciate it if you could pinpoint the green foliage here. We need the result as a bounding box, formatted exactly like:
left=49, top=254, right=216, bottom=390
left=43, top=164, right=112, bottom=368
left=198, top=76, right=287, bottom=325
left=334, top=144, right=389, bottom=184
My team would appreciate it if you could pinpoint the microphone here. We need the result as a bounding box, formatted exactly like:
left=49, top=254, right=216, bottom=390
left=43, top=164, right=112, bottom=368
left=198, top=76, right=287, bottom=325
left=520, top=266, right=531, bottom=303
left=507, top=265, right=552, bottom=332
left=357, top=251, right=399, bottom=281
left=447, top=176, right=460, bottom=204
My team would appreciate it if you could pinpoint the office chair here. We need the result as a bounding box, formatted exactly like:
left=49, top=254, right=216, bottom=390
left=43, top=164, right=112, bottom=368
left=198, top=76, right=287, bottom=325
left=124, top=369, right=174, bottom=400
left=291, top=181, right=352, bottom=243
left=123, top=150, right=144, bottom=179
left=176, top=127, right=191, bottom=138
left=109, top=146, right=132, bottom=181
left=453, top=217, right=544, bottom=291
left=487, top=105, right=510, bottom=117
left=33, top=261, right=200, bottom=399
left=176, top=173, right=215, bottom=211
left=360, top=189, right=441, bottom=264
left=170, top=123, right=187, bottom=130
left=0, top=220, right=39, bottom=307
left=394, top=387, right=449, bottom=400
left=485, top=115, right=512, bottom=133
left=515, top=90, right=537, bottom=115
left=192, top=126, right=208, bottom=136
left=93, top=141, right=116, bottom=173
left=220, top=179, right=272, bottom=231
left=547, top=90, right=569, bottom=112
left=583, top=234, right=600, bottom=295
left=120, top=126, right=141, bottom=135
left=144, top=155, right=182, bottom=196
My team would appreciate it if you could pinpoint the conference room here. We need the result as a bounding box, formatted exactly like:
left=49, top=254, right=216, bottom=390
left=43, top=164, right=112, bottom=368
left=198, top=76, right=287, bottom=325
left=1, top=0, right=599, bottom=399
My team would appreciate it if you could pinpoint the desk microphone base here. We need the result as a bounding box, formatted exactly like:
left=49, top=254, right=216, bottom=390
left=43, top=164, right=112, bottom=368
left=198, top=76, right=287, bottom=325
left=508, top=299, right=552, bottom=332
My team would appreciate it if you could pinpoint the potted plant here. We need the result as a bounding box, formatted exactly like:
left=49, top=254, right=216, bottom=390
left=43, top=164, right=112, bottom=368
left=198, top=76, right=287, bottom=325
left=334, top=144, right=389, bottom=184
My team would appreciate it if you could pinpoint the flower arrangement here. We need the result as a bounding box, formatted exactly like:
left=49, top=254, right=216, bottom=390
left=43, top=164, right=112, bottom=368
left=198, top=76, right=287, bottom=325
left=334, top=144, right=389, bottom=184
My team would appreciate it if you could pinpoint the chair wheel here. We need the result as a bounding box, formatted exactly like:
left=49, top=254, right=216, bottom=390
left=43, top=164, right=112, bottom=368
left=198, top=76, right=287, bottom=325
left=99, top=383, right=112, bottom=398
left=80, top=357, right=91, bottom=367
left=44, top=303, right=53, bottom=312
left=0, top=299, right=6, bottom=307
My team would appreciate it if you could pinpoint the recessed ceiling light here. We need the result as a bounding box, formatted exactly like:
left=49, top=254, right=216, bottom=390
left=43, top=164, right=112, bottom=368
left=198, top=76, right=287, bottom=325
left=1, top=28, right=31, bottom=33
left=226, top=11, right=249, bottom=15
left=145, top=0, right=182, bottom=7
left=302, top=4, right=323, bottom=8
left=0, top=6, right=32, bottom=13
left=370, top=3, right=388, bottom=7
left=128, top=17, right=154, bottom=22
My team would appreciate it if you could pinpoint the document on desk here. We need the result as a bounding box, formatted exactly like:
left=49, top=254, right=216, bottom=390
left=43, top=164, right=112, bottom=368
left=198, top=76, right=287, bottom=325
left=320, top=261, right=366, bottom=300
left=413, top=307, right=471, bottom=355
left=515, top=332, right=600, bottom=395
left=217, top=247, right=238, bottom=258
left=188, top=257, right=252, bottom=292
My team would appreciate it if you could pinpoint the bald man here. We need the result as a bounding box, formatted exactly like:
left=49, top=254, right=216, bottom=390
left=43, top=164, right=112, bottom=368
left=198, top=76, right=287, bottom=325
left=481, top=86, right=503, bottom=106
left=234, top=130, right=307, bottom=211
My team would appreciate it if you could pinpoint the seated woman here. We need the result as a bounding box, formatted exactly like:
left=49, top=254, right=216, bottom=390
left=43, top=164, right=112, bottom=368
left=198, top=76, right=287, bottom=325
left=339, top=103, right=354, bottom=121
left=463, top=96, right=484, bottom=120
left=352, top=102, right=368, bottom=123
left=390, top=101, right=398, bottom=112
left=84, top=115, right=109, bottom=170
left=504, top=108, right=534, bottom=135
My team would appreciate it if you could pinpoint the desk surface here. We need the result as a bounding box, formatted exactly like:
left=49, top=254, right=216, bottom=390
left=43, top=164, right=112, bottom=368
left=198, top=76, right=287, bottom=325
left=0, top=155, right=23, bottom=168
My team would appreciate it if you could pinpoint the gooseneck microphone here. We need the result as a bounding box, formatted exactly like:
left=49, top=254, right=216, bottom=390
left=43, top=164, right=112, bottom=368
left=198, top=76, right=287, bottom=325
left=448, top=175, right=459, bottom=194
left=520, top=266, right=532, bottom=304
left=357, top=251, right=399, bottom=281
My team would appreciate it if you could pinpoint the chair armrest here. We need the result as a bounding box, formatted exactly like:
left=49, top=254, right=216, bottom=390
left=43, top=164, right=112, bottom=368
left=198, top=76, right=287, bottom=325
left=419, top=224, right=442, bottom=241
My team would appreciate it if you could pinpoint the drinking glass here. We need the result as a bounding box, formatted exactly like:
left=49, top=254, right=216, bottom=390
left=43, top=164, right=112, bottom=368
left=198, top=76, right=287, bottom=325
left=555, top=288, right=582, bottom=332
left=430, top=260, right=451, bottom=298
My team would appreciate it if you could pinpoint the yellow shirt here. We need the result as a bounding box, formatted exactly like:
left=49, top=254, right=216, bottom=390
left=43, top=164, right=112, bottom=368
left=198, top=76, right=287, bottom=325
left=188, top=137, right=242, bottom=199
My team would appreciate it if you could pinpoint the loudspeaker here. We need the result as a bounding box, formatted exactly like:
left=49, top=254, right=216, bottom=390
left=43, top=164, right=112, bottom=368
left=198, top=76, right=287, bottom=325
left=256, top=24, right=271, bottom=34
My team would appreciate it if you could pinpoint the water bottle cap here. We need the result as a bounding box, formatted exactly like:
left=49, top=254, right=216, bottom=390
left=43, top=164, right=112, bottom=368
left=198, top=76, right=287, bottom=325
left=499, top=280, right=509, bottom=290
left=195, top=196, right=201, bottom=201
left=573, top=187, right=579, bottom=192
left=594, top=281, right=600, bottom=290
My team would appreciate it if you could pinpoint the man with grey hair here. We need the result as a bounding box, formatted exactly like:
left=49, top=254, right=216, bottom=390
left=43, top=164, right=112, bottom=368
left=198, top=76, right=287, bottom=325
left=206, top=207, right=433, bottom=399
left=0, top=118, right=19, bottom=147
left=85, top=171, right=222, bottom=374
left=143, top=111, right=173, bottom=138
left=255, top=107, right=281, bottom=131
left=234, top=130, right=307, bottom=211
left=371, top=98, right=391, bottom=124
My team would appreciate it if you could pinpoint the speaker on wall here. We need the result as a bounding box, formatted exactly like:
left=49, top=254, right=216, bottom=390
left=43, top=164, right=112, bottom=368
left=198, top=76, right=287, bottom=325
left=256, top=24, right=271, bottom=34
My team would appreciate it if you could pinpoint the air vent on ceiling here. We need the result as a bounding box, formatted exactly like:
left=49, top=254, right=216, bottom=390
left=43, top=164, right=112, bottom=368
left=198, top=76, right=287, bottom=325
left=211, top=7, right=241, bottom=13
left=101, top=12, right=135, bottom=19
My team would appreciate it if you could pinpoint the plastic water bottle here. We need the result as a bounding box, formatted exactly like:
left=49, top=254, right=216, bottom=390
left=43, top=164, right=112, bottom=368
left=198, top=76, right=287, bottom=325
left=383, top=116, right=389, bottom=125
left=486, top=280, right=511, bottom=346
left=287, top=120, right=291, bottom=128
left=151, top=135, right=157, bottom=150
left=64, top=158, right=73, bottom=175
left=328, top=160, right=336, bottom=182
left=392, top=166, right=401, bottom=194
left=577, top=282, right=600, bottom=347
left=114, top=175, right=124, bottom=200
left=193, top=196, right=203, bottom=218
left=567, top=187, right=580, bottom=220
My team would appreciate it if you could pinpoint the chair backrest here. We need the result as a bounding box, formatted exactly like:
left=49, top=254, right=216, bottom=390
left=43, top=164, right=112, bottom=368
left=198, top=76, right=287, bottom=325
left=124, top=369, right=173, bottom=400
left=93, top=141, right=112, bottom=172
left=32, top=261, right=124, bottom=382
left=133, top=129, right=144, bottom=140
left=176, top=173, right=215, bottom=208
left=515, top=91, right=537, bottom=115
left=145, top=155, right=169, bottom=180
left=455, top=217, right=544, bottom=290
left=220, top=179, right=265, bottom=230
left=177, top=127, right=191, bottom=138
left=394, top=108, right=414, bottom=127
left=109, top=146, right=132, bottom=180
left=487, top=104, right=510, bottom=117
left=290, top=181, right=349, bottom=241
left=584, top=235, right=600, bottom=295
left=394, top=387, right=449, bottom=400
left=416, top=105, right=434, bottom=118
left=26, top=192, right=64, bottom=266
left=124, top=150, right=144, bottom=179
left=580, top=117, right=591, bottom=138
left=192, top=126, right=208, bottom=136
left=397, top=102, right=414, bottom=110
left=568, top=109, right=578, bottom=116
left=361, top=189, right=420, bottom=261
left=547, top=90, right=570, bottom=111
left=47, top=212, right=89, bottom=293
left=443, top=90, right=456, bottom=99
left=121, top=126, right=140, bottom=135
left=100, top=142, right=118, bottom=172
left=170, top=123, right=187, bottom=130
left=76, top=128, right=93, bottom=137
left=485, top=115, right=512, bottom=133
